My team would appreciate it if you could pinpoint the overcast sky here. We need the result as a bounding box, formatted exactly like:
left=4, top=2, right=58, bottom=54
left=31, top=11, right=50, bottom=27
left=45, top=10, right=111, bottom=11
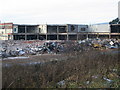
left=0, top=0, right=119, bottom=24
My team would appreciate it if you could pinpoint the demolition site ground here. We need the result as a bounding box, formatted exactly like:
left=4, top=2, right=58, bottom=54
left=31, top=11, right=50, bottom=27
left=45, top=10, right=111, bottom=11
left=1, top=39, right=120, bottom=88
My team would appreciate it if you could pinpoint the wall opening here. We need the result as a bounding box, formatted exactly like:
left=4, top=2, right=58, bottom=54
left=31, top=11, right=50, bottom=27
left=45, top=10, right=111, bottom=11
left=39, top=35, right=46, bottom=40
left=88, top=34, right=97, bottom=38
left=59, top=35, right=67, bottom=40
left=47, top=35, right=57, bottom=40
left=26, top=26, right=38, bottom=33
left=18, top=26, right=25, bottom=33
left=27, top=35, right=37, bottom=40
left=13, top=35, right=25, bottom=40
left=47, top=26, right=57, bottom=33
left=78, top=34, right=87, bottom=40
left=68, top=35, right=77, bottom=40
left=111, top=35, right=120, bottom=39
left=99, top=35, right=109, bottom=39
left=111, top=25, right=120, bottom=33
left=58, top=26, right=67, bottom=33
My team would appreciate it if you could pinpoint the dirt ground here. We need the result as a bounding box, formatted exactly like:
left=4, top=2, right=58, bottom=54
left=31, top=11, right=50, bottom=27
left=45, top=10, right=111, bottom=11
left=2, top=48, right=120, bottom=67
left=2, top=48, right=120, bottom=88
left=1, top=40, right=120, bottom=88
left=2, top=54, right=68, bottom=66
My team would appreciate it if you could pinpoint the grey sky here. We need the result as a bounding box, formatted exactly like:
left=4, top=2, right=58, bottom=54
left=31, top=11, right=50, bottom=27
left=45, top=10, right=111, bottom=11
left=0, top=0, right=119, bottom=24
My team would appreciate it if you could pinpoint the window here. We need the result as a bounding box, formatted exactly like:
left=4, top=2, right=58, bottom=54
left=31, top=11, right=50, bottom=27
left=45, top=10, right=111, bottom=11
left=81, top=28, right=86, bottom=31
left=39, top=28, right=41, bottom=33
left=71, top=25, right=75, bottom=31
left=0, top=25, right=5, bottom=29
left=14, top=28, right=16, bottom=32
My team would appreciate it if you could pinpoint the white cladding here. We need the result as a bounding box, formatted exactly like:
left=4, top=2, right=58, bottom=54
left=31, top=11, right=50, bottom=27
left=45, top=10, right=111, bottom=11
left=38, top=24, right=47, bottom=34
left=88, top=24, right=110, bottom=33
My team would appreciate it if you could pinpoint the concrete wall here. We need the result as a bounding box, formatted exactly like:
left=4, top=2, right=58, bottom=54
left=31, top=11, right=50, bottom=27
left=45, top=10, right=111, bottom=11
left=38, top=25, right=67, bottom=34
left=1, top=23, right=120, bottom=40
left=88, top=24, right=110, bottom=33
left=68, top=24, right=78, bottom=33
left=78, top=25, right=88, bottom=32
left=0, top=29, right=13, bottom=40
left=0, top=29, right=12, bottom=35
left=38, top=25, right=47, bottom=34
left=0, top=33, right=8, bottom=40
left=0, top=23, right=13, bottom=40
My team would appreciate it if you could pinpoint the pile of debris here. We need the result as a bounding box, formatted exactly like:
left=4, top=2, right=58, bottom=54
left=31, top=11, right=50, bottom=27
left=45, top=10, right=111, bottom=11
left=0, top=39, right=120, bottom=59
left=0, top=41, right=64, bottom=58
left=78, top=38, right=120, bottom=49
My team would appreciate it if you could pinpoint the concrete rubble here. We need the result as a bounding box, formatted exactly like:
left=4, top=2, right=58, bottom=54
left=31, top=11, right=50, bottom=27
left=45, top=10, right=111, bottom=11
left=0, top=38, right=120, bottom=59
left=0, top=40, right=64, bottom=58
left=78, top=38, right=120, bottom=49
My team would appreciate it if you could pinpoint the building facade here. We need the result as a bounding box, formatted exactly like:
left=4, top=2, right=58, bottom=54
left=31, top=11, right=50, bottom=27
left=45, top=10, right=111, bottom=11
left=0, top=23, right=13, bottom=40
left=0, top=23, right=120, bottom=40
left=12, top=24, right=89, bottom=40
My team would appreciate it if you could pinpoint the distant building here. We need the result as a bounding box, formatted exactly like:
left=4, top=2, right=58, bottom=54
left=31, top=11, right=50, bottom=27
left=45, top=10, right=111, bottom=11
left=0, top=23, right=120, bottom=40
left=110, top=24, right=120, bottom=39
left=0, top=23, right=13, bottom=40
left=11, top=24, right=89, bottom=40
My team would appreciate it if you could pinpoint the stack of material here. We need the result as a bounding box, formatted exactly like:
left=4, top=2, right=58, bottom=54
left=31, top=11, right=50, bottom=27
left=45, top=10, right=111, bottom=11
left=0, top=41, right=64, bottom=58
left=78, top=38, right=120, bottom=49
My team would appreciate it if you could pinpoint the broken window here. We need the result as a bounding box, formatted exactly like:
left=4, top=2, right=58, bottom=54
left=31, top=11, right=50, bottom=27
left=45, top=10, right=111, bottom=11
left=14, top=28, right=16, bottom=32
left=59, top=35, right=67, bottom=40
left=111, top=25, right=120, bottom=33
left=39, top=28, right=41, bottom=33
left=58, top=26, right=67, bottom=33
left=18, top=26, right=25, bottom=33
left=71, top=25, right=75, bottom=31
left=69, top=35, right=77, bottom=40
left=81, top=28, right=86, bottom=31
left=47, top=26, right=57, bottom=33
left=47, top=35, right=57, bottom=40
left=26, top=26, right=37, bottom=33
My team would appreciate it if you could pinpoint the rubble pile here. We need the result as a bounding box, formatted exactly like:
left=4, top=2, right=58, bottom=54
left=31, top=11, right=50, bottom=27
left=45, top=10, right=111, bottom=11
left=0, top=40, right=64, bottom=58
left=78, top=38, right=120, bottom=49
left=0, top=38, right=120, bottom=58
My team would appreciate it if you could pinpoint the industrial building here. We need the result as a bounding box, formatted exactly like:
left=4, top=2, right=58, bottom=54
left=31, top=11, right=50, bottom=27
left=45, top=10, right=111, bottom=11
left=0, top=23, right=120, bottom=40
left=0, top=23, right=13, bottom=40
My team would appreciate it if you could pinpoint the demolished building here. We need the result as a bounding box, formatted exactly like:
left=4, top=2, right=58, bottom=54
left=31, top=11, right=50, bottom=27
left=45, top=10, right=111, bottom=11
left=0, top=23, right=120, bottom=40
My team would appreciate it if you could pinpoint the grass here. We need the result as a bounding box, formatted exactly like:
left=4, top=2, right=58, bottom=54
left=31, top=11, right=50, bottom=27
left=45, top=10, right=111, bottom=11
left=2, top=47, right=120, bottom=88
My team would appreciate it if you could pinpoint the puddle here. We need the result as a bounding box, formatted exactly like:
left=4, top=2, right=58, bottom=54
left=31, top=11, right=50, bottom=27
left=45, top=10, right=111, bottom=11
left=20, top=62, right=43, bottom=66
left=3, top=56, right=29, bottom=60
left=2, top=63, right=12, bottom=67
left=2, top=61, right=44, bottom=67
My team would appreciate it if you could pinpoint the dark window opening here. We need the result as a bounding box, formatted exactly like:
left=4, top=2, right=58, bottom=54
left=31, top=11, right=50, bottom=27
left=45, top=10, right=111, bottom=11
left=81, top=28, right=86, bottom=31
